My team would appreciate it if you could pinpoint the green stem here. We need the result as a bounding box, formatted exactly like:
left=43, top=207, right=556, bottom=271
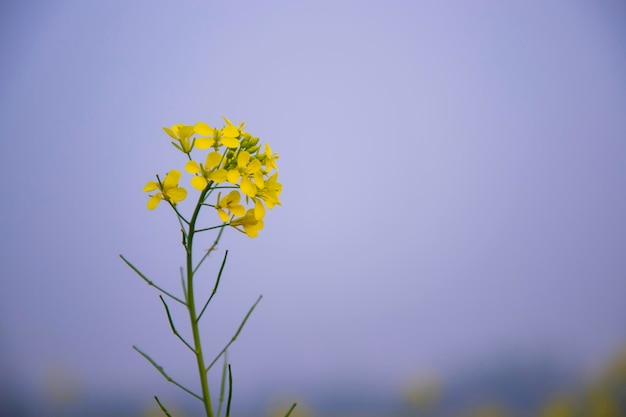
left=196, top=223, right=229, bottom=234
left=186, top=187, right=216, bottom=417
left=169, top=202, right=190, bottom=226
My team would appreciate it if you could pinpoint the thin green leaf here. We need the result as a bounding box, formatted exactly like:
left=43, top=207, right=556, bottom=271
left=133, top=345, right=202, bottom=401
left=119, top=255, right=185, bottom=306
left=197, top=250, right=229, bottom=322
left=206, top=295, right=262, bottom=372
left=159, top=295, right=194, bottom=352
left=283, top=403, right=297, bottom=417
left=155, top=396, right=173, bottom=417
left=225, top=364, right=233, bottom=417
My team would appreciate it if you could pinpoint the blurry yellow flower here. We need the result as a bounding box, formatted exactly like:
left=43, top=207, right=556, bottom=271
left=230, top=209, right=264, bottom=238
left=193, top=122, right=216, bottom=149
left=185, top=151, right=228, bottom=190
left=222, top=116, right=247, bottom=133
left=194, top=119, right=240, bottom=150
left=142, top=170, right=187, bottom=210
left=263, top=143, right=279, bottom=171
left=215, top=190, right=246, bottom=222
left=146, top=118, right=281, bottom=235
left=220, top=124, right=240, bottom=147
left=163, top=124, right=195, bottom=153
left=540, top=395, right=576, bottom=417
left=249, top=172, right=282, bottom=220
left=227, top=151, right=263, bottom=197
left=256, top=172, right=282, bottom=209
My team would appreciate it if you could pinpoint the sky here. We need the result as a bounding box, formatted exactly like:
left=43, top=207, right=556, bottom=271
left=1, top=0, right=625, bottom=413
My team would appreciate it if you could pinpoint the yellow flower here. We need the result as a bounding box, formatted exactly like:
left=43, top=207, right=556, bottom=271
left=142, top=170, right=187, bottom=210
left=256, top=172, right=282, bottom=209
left=163, top=124, right=195, bottom=153
left=263, top=143, right=279, bottom=171
left=215, top=190, right=246, bottom=222
left=230, top=209, right=264, bottom=238
left=185, top=151, right=228, bottom=190
left=249, top=172, right=282, bottom=220
left=252, top=198, right=266, bottom=220
left=222, top=116, right=248, bottom=136
left=226, top=151, right=263, bottom=197
left=194, top=119, right=240, bottom=150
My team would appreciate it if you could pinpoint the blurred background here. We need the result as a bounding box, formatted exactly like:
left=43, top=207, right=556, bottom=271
left=1, top=1, right=625, bottom=416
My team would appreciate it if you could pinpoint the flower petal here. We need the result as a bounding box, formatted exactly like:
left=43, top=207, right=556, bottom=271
left=191, top=176, right=208, bottom=191
left=195, top=138, right=214, bottom=150
left=194, top=122, right=213, bottom=136
left=185, top=160, right=201, bottom=174
left=147, top=194, right=162, bottom=210
left=263, top=195, right=276, bottom=209
left=240, top=176, right=257, bottom=198
left=163, top=170, right=182, bottom=188
left=243, top=226, right=259, bottom=238
left=253, top=171, right=264, bottom=189
left=254, top=199, right=265, bottom=220
left=163, top=127, right=178, bottom=140
left=221, top=125, right=239, bottom=137
left=142, top=181, right=160, bottom=192
left=226, top=190, right=241, bottom=205
left=247, top=159, right=262, bottom=173
left=221, top=136, right=240, bottom=149
left=217, top=209, right=230, bottom=223
left=243, top=219, right=263, bottom=238
left=209, top=169, right=228, bottom=183
left=231, top=204, right=246, bottom=217
left=167, top=187, right=187, bottom=202
left=206, top=152, right=222, bottom=169
left=238, top=151, right=250, bottom=168
left=227, top=170, right=240, bottom=184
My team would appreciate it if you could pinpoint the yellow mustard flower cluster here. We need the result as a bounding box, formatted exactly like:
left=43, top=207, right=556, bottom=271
left=142, top=116, right=282, bottom=238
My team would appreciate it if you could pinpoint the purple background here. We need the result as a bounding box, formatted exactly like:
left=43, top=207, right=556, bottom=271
left=1, top=0, right=625, bottom=414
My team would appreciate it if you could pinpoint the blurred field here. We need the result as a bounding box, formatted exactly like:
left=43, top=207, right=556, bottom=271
left=2, top=345, right=625, bottom=417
